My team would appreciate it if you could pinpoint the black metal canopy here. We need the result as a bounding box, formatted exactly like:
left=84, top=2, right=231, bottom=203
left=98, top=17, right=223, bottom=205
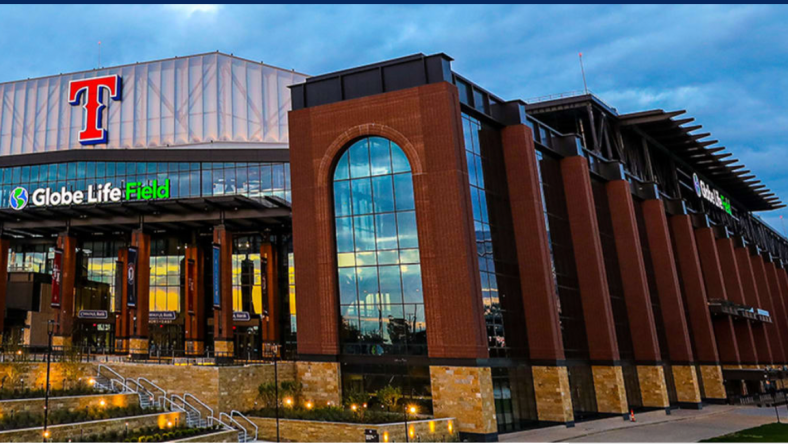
left=0, top=195, right=291, bottom=238
left=619, top=109, right=784, bottom=211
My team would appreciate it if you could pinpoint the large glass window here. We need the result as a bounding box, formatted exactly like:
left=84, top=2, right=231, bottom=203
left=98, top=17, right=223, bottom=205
left=333, top=137, right=426, bottom=356
left=150, top=239, right=184, bottom=312
left=232, top=236, right=264, bottom=315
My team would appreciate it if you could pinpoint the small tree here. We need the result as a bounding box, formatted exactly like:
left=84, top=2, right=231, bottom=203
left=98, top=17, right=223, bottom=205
left=343, top=386, right=369, bottom=419
left=257, top=382, right=278, bottom=409
left=375, top=385, right=402, bottom=412
left=280, top=380, right=303, bottom=406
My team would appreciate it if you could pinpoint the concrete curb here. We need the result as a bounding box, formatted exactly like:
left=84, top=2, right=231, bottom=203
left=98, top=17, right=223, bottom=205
left=553, top=406, right=738, bottom=442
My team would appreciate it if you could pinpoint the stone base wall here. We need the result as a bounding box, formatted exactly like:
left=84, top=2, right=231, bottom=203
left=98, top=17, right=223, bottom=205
left=214, top=340, right=234, bottom=356
left=699, top=365, right=726, bottom=400
left=185, top=340, right=205, bottom=356
left=531, top=366, right=573, bottom=423
left=591, top=366, right=628, bottom=414
left=0, top=411, right=184, bottom=443
left=671, top=365, right=701, bottom=403
left=129, top=338, right=149, bottom=355
left=249, top=416, right=457, bottom=443
left=0, top=362, right=93, bottom=391
left=52, top=336, right=72, bottom=348
left=429, top=366, right=497, bottom=435
left=636, top=365, right=669, bottom=408
left=0, top=393, right=137, bottom=417
left=296, top=361, right=342, bottom=407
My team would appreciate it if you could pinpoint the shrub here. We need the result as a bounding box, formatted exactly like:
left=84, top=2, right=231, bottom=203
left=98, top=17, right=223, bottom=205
left=375, top=385, right=402, bottom=412
left=257, top=382, right=277, bottom=408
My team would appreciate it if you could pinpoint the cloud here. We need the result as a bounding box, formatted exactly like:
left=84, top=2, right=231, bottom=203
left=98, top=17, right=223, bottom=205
left=164, top=4, right=220, bottom=16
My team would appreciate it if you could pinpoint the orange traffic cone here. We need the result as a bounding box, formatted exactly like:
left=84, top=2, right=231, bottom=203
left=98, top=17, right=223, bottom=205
left=629, top=410, right=636, bottom=422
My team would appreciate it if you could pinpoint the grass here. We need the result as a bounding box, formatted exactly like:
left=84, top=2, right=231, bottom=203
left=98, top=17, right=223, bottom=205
left=702, top=422, right=788, bottom=442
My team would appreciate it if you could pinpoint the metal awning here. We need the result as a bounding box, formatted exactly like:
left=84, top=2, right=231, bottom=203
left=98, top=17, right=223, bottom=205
left=0, top=195, right=291, bottom=238
left=619, top=109, right=783, bottom=211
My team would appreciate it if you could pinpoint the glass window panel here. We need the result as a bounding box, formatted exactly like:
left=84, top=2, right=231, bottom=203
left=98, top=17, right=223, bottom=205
left=351, top=178, right=373, bottom=216
left=201, top=170, right=212, bottom=196
left=396, top=211, right=418, bottom=249
left=260, top=164, right=272, bottom=193
left=466, top=151, right=478, bottom=187
left=399, top=249, right=419, bottom=264
left=371, top=175, right=394, bottom=213
left=337, top=252, right=356, bottom=268
left=30, top=165, right=39, bottom=182
left=334, top=152, right=350, bottom=181
left=338, top=268, right=358, bottom=304
left=348, top=139, right=370, bottom=179
left=333, top=180, right=352, bottom=217
left=57, top=164, right=66, bottom=180
left=353, top=215, right=375, bottom=252
left=224, top=168, right=236, bottom=194
left=355, top=251, right=377, bottom=267
left=335, top=217, right=354, bottom=253
left=248, top=165, right=260, bottom=197
left=377, top=250, right=399, bottom=265
left=96, top=162, right=106, bottom=178
left=378, top=266, right=403, bottom=305
left=272, top=164, right=284, bottom=190
left=356, top=267, right=379, bottom=305
left=20, top=166, right=29, bottom=183
left=190, top=171, right=200, bottom=197
left=369, top=137, right=392, bottom=176
left=391, top=146, right=411, bottom=174
left=375, top=213, right=398, bottom=250
left=393, top=173, right=415, bottom=211
left=401, top=264, right=423, bottom=303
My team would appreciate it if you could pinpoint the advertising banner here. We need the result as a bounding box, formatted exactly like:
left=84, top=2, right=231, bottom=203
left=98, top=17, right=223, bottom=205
left=127, top=247, right=138, bottom=307
left=51, top=249, right=63, bottom=307
left=212, top=244, right=221, bottom=308
left=114, top=260, right=123, bottom=312
left=187, top=259, right=196, bottom=313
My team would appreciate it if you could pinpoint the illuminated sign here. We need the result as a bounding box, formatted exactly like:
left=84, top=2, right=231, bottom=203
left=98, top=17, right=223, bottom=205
left=150, top=311, right=177, bottom=321
left=693, top=173, right=732, bottom=215
left=9, top=180, right=170, bottom=210
left=78, top=310, right=108, bottom=320
left=233, top=312, right=251, bottom=322
left=68, top=74, right=122, bottom=145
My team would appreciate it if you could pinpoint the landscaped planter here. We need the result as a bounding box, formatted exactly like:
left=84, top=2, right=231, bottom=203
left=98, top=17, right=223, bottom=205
left=249, top=416, right=458, bottom=443
left=0, top=411, right=184, bottom=443
left=0, top=392, right=138, bottom=417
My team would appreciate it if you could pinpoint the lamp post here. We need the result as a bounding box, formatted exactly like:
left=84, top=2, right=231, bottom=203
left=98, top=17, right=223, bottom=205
left=43, top=319, right=57, bottom=442
left=273, top=343, right=280, bottom=443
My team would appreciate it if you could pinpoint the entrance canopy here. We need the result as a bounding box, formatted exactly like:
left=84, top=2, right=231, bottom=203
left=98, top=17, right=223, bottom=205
left=0, top=195, right=290, bottom=237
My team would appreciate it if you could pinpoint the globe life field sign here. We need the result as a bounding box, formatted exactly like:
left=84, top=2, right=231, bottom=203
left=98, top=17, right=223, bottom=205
left=9, top=180, right=171, bottom=210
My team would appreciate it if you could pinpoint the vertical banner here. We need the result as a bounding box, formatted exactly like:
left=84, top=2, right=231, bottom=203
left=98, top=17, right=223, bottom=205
left=212, top=244, right=221, bottom=308
left=127, top=247, right=138, bottom=307
left=51, top=249, right=63, bottom=307
left=114, top=260, right=124, bottom=313
left=187, top=259, right=196, bottom=313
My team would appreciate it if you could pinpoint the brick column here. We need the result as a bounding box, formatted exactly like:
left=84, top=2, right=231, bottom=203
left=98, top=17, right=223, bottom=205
left=752, top=253, right=785, bottom=364
left=501, top=124, right=573, bottom=424
left=185, top=244, right=205, bottom=356
left=213, top=225, right=234, bottom=361
left=53, top=233, right=77, bottom=348
left=735, top=245, right=773, bottom=365
left=693, top=226, right=732, bottom=400
left=114, top=248, right=129, bottom=354
left=0, top=238, right=8, bottom=342
left=776, top=263, right=788, bottom=360
left=717, top=238, right=758, bottom=366
left=261, top=242, right=280, bottom=344
left=129, top=230, right=150, bottom=358
left=606, top=180, right=668, bottom=409
left=641, top=199, right=701, bottom=404
left=669, top=214, right=718, bottom=405
left=765, top=261, right=788, bottom=364
left=560, top=156, right=627, bottom=415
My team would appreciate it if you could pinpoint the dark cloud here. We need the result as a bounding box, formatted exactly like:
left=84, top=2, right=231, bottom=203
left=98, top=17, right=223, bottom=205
left=1, top=4, right=787, bottom=233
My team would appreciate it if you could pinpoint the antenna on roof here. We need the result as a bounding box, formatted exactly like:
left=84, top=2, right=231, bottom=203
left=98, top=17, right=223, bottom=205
left=98, top=41, right=102, bottom=68
left=579, top=52, right=588, bottom=95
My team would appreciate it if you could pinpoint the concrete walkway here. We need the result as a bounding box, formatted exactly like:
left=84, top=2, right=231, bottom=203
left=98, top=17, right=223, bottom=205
left=500, top=405, right=787, bottom=442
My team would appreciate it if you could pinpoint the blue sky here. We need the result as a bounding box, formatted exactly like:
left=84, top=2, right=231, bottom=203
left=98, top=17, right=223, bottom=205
left=1, top=4, right=787, bottom=231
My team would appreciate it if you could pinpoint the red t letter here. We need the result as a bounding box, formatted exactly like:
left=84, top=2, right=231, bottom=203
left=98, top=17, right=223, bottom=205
left=68, top=74, right=122, bottom=145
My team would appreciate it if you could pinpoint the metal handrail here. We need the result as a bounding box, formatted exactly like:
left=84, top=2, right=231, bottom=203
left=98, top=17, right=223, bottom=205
left=109, top=378, right=135, bottom=393
left=220, top=412, right=247, bottom=442
left=184, top=393, right=214, bottom=418
left=159, top=396, right=185, bottom=413
left=138, top=377, right=167, bottom=400
left=209, top=416, right=234, bottom=430
left=231, top=410, right=258, bottom=441
left=97, top=364, right=126, bottom=383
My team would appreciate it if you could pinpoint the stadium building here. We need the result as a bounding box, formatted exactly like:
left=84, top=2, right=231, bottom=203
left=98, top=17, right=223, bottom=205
left=2, top=52, right=788, bottom=440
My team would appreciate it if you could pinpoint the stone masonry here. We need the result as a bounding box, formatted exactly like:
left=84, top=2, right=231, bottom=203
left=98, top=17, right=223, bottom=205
left=591, top=366, right=628, bottom=414
left=531, top=366, right=573, bottom=423
left=429, top=365, right=497, bottom=436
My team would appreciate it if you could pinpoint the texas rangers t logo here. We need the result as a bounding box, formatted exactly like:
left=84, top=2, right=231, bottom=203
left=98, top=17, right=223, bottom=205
left=68, top=74, right=122, bottom=145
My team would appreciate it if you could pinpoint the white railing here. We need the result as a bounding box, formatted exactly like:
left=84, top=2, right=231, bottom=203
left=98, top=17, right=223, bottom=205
left=185, top=393, right=215, bottom=418
left=230, top=410, right=258, bottom=441
left=138, top=377, right=167, bottom=405
left=220, top=412, right=248, bottom=442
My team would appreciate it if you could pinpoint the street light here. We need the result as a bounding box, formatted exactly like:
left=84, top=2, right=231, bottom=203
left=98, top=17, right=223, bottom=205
left=43, top=319, right=57, bottom=442
left=272, top=344, right=280, bottom=443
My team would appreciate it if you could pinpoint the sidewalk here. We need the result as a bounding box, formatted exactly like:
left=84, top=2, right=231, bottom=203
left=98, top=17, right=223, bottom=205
left=500, top=405, right=758, bottom=442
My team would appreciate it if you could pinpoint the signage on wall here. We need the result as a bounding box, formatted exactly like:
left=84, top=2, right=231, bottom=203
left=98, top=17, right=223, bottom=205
left=149, top=311, right=177, bottom=321
left=127, top=247, right=138, bottom=307
left=8, top=180, right=170, bottom=211
left=78, top=310, right=108, bottom=320
left=114, top=260, right=123, bottom=313
left=233, top=312, right=251, bottom=322
left=68, top=74, right=122, bottom=145
left=187, top=259, right=196, bottom=313
left=693, top=173, right=732, bottom=215
left=212, top=244, right=221, bottom=308
left=51, top=249, right=63, bottom=307
left=364, top=429, right=380, bottom=443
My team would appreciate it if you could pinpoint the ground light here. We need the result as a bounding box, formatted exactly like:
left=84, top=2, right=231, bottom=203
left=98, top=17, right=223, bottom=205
left=305, top=401, right=313, bottom=410
left=99, top=400, right=106, bottom=407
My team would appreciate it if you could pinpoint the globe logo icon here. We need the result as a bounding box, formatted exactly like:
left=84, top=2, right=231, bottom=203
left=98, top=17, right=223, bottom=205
left=10, top=187, right=28, bottom=210
left=693, top=173, right=702, bottom=197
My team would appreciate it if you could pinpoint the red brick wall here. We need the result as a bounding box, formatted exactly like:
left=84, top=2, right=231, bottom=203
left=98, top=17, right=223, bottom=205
left=289, top=82, right=489, bottom=359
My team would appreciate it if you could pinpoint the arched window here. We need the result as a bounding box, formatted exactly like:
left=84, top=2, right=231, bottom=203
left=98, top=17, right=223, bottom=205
left=332, top=137, right=426, bottom=356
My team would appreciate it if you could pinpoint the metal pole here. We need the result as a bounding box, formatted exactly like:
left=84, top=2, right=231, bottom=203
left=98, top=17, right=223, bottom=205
left=274, top=347, right=280, bottom=443
left=579, top=52, right=588, bottom=95
left=43, top=321, right=54, bottom=442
